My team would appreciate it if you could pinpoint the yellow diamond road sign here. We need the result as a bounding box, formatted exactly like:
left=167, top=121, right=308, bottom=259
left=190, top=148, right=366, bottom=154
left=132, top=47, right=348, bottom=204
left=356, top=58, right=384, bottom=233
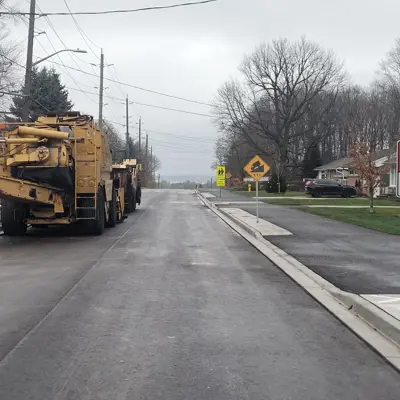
left=244, top=155, right=270, bottom=181
left=216, top=165, right=225, bottom=187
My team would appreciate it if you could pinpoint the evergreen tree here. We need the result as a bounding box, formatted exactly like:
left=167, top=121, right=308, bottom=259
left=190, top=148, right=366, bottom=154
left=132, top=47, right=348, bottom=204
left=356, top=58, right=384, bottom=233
left=301, top=144, right=322, bottom=179
left=10, top=66, right=73, bottom=121
left=266, top=172, right=287, bottom=193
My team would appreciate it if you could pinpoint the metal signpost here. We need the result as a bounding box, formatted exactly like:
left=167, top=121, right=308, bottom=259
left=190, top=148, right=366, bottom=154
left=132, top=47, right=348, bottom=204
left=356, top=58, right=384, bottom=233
left=244, top=155, right=271, bottom=223
left=216, top=165, right=226, bottom=200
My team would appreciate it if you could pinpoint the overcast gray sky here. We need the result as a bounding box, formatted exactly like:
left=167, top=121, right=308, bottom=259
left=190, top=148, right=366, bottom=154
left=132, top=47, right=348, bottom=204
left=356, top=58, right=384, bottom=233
left=6, top=0, right=400, bottom=177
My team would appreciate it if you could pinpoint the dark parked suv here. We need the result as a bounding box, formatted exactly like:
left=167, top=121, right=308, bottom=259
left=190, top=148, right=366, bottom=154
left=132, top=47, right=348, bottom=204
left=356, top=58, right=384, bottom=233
left=305, top=179, right=357, bottom=198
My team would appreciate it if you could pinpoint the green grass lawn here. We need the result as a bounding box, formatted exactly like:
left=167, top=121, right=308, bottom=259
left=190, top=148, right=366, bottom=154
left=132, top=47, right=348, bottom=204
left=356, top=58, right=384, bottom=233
left=261, top=198, right=400, bottom=206
left=236, top=190, right=306, bottom=198
left=302, top=207, right=400, bottom=235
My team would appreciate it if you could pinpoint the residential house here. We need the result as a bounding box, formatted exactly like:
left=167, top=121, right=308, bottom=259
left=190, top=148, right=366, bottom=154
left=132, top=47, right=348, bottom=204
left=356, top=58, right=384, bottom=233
left=314, top=157, right=356, bottom=184
left=314, top=149, right=397, bottom=196
left=378, top=152, right=397, bottom=196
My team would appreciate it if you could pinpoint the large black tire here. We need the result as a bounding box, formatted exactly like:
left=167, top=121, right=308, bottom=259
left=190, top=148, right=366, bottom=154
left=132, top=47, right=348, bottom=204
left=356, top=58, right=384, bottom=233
left=107, top=188, right=117, bottom=228
left=131, top=188, right=137, bottom=212
left=86, top=188, right=105, bottom=235
left=125, top=185, right=137, bottom=213
left=125, top=185, right=133, bottom=213
left=1, top=199, right=27, bottom=236
left=343, top=190, right=352, bottom=198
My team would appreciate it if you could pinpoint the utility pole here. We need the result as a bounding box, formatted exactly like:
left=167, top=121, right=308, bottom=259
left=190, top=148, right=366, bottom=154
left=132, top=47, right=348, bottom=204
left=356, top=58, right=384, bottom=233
left=150, top=145, right=153, bottom=187
left=145, top=133, right=148, bottom=186
left=22, top=0, right=36, bottom=121
left=98, top=49, right=104, bottom=130
left=158, top=173, right=160, bottom=189
left=138, top=117, right=142, bottom=160
left=125, top=95, right=129, bottom=158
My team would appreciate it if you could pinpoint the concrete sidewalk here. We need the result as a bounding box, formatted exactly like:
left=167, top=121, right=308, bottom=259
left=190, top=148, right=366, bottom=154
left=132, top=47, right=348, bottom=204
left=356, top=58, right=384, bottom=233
left=212, top=190, right=400, bottom=295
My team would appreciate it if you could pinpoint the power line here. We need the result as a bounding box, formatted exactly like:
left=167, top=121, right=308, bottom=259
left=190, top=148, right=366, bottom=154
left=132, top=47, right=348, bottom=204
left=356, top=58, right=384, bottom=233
left=32, top=97, right=50, bottom=112
left=66, top=87, right=212, bottom=117
left=130, top=101, right=212, bottom=117
left=107, top=121, right=215, bottom=146
left=0, top=55, right=207, bottom=117
left=33, top=2, right=98, bottom=103
left=7, top=1, right=212, bottom=112
left=34, top=1, right=98, bottom=88
left=62, top=0, right=100, bottom=60
left=0, top=1, right=218, bottom=16
left=1, top=38, right=97, bottom=104
left=38, top=35, right=97, bottom=102
left=115, top=126, right=214, bottom=147
left=144, top=128, right=215, bottom=142
left=149, top=139, right=213, bottom=151
left=23, top=58, right=212, bottom=107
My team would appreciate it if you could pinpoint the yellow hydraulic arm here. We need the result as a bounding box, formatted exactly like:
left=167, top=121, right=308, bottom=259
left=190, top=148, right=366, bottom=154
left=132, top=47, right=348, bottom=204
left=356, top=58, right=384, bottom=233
left=0, top=176, right=64, bottom=213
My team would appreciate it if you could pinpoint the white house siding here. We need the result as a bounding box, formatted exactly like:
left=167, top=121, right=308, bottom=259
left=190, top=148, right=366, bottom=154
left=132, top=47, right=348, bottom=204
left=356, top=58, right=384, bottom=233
left=389, top=165, right=397, bottom=188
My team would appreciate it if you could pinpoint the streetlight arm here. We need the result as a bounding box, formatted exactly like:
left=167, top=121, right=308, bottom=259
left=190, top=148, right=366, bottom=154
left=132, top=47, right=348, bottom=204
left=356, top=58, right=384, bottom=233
left=32, top=49, right=87, bottom=67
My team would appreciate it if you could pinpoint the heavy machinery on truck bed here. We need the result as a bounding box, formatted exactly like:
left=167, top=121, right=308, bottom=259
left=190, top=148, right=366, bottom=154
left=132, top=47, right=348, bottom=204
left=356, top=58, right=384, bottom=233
left=116, top=158, right=142, bottom=213
left=0, top=112, right=130, bottom=236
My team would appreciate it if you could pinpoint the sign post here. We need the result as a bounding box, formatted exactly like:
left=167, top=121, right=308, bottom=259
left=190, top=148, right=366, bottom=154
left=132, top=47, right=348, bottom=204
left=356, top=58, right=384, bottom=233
left=216, top=165, right=226, bottom=201
left=397, top=141, right=400, bottom=198
left=244, top=155, right=271, bottom=223
left=256, top=180, right=259, bottom=222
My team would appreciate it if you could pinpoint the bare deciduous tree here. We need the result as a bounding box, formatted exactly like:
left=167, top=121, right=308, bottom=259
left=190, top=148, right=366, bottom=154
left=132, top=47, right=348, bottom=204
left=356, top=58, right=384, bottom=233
left=102, top=120, right=126, bottom=162
left=213, top=37, right=346, bottom=181
left=0, top=1, right=22, bottom=109
left=348, top=141, right=389, bottom=212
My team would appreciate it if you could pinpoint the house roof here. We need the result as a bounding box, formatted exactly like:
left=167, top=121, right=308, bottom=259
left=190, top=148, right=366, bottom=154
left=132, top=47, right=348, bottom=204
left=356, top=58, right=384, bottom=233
left=315, top=149, right=394, bottom=171
left=373, top=149, right=392, bottom=160
left=314, top=157, right=352, bottom=171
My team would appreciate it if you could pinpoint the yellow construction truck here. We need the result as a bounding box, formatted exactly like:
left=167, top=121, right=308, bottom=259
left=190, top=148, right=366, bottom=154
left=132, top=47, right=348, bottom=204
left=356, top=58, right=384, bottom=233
left=119, top=158, right=142, bottom=213
left=0, top=112, right=131, bottom=236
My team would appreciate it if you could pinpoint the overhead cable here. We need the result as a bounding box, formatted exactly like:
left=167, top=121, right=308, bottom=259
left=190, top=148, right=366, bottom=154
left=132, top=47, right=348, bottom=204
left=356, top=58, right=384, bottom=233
left=0, top=0, right=218, bottom=16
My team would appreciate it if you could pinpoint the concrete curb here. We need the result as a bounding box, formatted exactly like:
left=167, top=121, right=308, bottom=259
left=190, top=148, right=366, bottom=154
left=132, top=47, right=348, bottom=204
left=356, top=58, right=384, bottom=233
left=334, top=291, right=400, bottom=347
left=218, top=208, right=263, bottom=240
left=197, top=191, right=400, bottom=371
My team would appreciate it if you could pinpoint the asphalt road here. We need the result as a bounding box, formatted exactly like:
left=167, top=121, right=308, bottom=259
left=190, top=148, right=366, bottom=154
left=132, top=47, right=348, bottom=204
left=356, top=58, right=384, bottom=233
left=210, top=189, right=400, bottom=295
left=0, top=189, right=399, bottom=399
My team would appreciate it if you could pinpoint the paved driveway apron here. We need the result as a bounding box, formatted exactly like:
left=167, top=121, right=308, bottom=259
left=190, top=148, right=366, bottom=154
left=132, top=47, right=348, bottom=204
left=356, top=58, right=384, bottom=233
left=233, top=200, right=400, bottom=294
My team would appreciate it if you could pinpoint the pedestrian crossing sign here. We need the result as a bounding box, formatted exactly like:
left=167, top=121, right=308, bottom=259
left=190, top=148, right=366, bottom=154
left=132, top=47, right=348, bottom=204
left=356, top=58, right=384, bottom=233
left=216, top=165, right=226, bottom=187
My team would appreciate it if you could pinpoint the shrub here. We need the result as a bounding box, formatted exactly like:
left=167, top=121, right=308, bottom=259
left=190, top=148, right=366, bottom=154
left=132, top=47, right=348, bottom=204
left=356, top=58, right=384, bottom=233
left=266, top=173, right=287, bottom=193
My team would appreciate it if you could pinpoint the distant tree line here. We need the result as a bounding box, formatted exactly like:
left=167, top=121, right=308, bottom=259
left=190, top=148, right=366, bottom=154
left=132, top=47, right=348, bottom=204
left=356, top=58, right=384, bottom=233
left=212, top=36, right=400, bottom=182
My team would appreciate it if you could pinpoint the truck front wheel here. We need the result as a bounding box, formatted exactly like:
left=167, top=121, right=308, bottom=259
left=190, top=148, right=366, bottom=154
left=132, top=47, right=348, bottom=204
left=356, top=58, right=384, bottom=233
left=85, top=188, right=105, bottom=235
left=1, top=199, right=27, bottom=236
left=131, top=188, right=137, bottom=212
left=107, top=187, right=117, bottom=228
